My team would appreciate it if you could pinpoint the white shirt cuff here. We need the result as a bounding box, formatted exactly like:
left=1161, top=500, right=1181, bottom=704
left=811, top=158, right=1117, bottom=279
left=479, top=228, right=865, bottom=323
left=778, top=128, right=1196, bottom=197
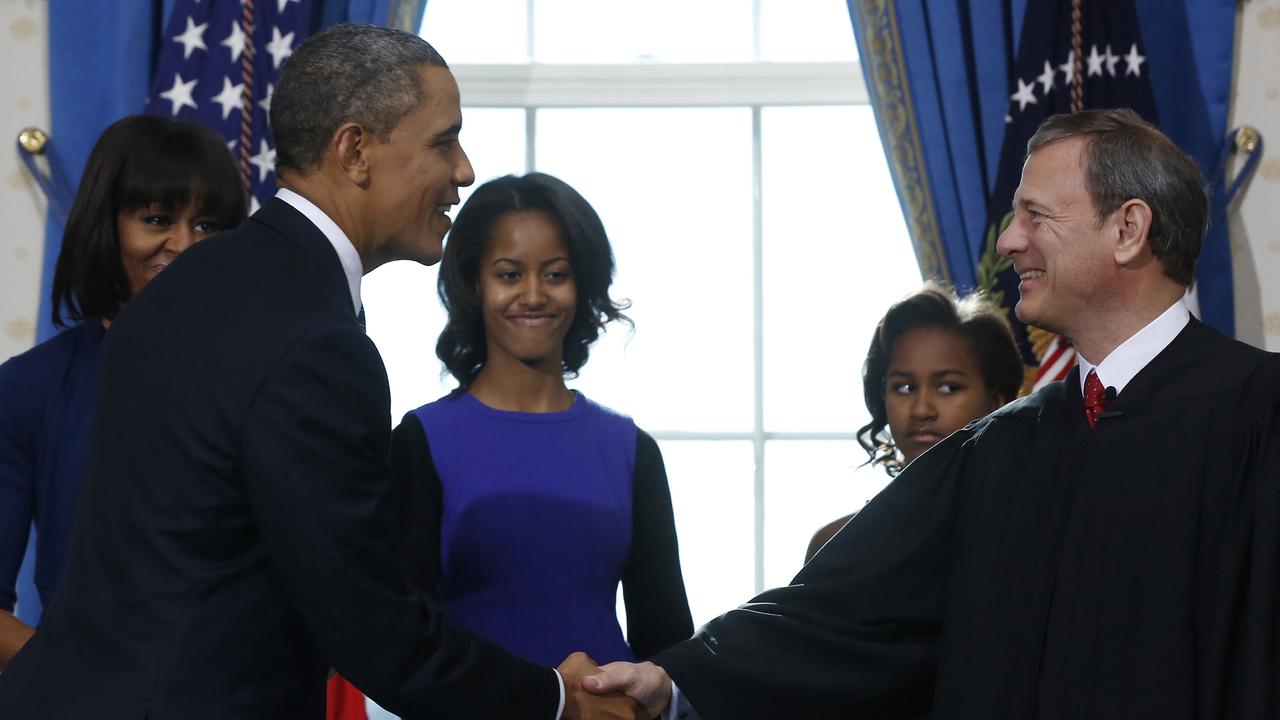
left=553, top=668, right=565, bottom=720
left=664, top=680, right=698, bottom=720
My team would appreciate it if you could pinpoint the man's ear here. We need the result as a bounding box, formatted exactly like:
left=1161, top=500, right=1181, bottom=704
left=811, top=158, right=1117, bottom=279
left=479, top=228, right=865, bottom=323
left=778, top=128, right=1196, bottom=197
left=332, top=122, right=372, bottom=185
left=1114, top=198, right=1153, bottom=266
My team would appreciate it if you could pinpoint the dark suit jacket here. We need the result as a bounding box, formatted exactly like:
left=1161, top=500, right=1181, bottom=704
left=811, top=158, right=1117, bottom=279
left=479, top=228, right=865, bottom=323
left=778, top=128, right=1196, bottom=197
left=0, top=199, right=559, bottom=719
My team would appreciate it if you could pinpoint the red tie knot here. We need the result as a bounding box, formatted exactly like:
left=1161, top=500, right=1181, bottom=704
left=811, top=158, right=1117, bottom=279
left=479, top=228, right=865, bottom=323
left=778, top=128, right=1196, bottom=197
left=1083, top=370, right=1110, bottom=428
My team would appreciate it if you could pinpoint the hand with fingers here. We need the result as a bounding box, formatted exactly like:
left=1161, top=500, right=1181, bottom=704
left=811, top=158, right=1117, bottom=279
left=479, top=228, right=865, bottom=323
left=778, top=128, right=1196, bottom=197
left=582, top=660, right=672, bottom=720
left=558, top=652, right=645, bottom=720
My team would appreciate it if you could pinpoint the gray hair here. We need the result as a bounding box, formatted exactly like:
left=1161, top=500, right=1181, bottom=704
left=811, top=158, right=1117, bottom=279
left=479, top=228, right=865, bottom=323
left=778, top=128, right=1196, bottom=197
left=270, top=24, right=448, bottom=175
left=1027, top=108, right=1208, bottom=286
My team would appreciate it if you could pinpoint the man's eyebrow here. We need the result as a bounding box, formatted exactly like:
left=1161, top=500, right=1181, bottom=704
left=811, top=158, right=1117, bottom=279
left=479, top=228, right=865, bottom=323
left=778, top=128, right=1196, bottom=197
left=432, top=121, right=463, bottom=141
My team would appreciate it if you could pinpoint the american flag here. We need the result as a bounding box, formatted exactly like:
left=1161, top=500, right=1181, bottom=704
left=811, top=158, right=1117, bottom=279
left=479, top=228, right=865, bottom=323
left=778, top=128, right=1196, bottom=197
left=977, top=0, right=1157, bottom=391
left=145, top=0, right=309, bottom=213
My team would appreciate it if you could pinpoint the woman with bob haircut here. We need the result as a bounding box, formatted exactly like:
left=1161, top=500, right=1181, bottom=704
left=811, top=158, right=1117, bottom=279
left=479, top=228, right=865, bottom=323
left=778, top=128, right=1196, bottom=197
left=806, top=282, right=1024, bottom=563
left=0, top=114, right=247, bottom=666
left=393, top=172, right=693, bottom=666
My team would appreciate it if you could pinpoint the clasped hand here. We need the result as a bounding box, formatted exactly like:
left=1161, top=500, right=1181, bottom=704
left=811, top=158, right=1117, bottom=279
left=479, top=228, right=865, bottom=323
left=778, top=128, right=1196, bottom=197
left=560, top=652, right=672, bottom=720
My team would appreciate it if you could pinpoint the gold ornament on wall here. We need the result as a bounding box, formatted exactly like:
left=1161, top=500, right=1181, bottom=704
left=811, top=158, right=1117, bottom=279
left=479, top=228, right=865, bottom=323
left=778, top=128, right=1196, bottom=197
left=18, top=127, right=48, bottom=155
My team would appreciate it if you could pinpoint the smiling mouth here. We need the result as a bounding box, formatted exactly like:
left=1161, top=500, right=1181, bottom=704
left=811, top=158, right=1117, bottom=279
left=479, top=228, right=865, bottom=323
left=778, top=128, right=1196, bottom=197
left=510, top=315, right=556, bottom=326
left=1018, top=270, right=1045, bottom=281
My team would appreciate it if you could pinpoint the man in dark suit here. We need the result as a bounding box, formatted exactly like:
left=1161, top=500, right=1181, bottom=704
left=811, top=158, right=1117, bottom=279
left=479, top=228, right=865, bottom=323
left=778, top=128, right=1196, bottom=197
left=0, top=24, right=637, bottom=720
left=583, top=110, right=1280, bottom=719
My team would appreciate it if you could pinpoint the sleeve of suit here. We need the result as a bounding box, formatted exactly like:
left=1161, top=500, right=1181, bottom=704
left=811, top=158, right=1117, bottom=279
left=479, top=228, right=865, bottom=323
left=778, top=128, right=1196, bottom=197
left=239, top=324, right=560, bottom=719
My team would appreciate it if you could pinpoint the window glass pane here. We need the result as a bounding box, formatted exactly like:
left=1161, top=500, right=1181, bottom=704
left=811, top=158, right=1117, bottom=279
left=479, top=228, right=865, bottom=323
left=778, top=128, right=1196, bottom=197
left=534, top=0, right=753, bottom=63
left=762, top=440, right=893, bottom=589
left=538, top=108, right=755, bottom=433
left=365, top=108, right=527, bottom=422
left=420, top=0, right=530, bottom=64
left=759, top=0, right=859, bottom=62
left=658, top=440, right=756, bottom=627
left=761, top=106, right=920, bottom=433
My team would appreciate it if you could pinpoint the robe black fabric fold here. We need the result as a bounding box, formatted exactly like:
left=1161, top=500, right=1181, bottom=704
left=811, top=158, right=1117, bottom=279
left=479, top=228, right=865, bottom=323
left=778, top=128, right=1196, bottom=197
left=657, top=319, right=1280, bottom=719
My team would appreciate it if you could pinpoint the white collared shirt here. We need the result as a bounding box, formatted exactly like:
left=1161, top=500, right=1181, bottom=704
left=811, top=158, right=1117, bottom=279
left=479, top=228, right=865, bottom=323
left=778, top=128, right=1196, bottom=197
left=1076, top=299, right=1191, bottom=397
left=275, top=188, right=363, bottom=315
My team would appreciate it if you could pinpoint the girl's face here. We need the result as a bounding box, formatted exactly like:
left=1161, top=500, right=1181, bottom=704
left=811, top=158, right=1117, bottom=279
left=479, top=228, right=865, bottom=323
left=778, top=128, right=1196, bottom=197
left=477, top=211, right=577, bottom=374
left=884, top=327, right=1005, bottom=465
left=117, top=201, right=219, bottom=295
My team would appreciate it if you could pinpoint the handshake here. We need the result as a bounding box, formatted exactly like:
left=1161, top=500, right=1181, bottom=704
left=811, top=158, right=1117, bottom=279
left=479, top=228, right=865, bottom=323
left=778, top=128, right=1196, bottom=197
left=558, top=652, right=678, bottom=720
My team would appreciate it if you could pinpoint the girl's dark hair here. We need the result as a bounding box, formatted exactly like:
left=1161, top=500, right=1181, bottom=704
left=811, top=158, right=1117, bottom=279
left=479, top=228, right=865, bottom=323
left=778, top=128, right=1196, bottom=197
left=857, top=282, right=1025, bottom=474
left=436, top=173, right=631, bottom=385
left=51, top=114, right=248, bottom=327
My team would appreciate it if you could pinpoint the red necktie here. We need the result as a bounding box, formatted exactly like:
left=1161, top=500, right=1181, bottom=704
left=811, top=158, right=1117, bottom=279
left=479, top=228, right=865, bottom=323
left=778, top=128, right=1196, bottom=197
left=1083, top=370, right=1110, bottom=428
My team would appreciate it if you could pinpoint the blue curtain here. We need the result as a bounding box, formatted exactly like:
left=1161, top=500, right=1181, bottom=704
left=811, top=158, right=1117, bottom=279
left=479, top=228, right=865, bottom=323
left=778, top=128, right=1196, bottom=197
left=847, top=0, right=1239, bottom=333
left=15, top=0, right=427, bottom=629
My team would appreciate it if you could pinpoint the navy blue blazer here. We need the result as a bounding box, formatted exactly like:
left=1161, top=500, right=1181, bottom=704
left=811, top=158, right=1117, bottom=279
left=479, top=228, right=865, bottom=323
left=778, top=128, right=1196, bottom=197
left=0, top=199, right=559, bottom=719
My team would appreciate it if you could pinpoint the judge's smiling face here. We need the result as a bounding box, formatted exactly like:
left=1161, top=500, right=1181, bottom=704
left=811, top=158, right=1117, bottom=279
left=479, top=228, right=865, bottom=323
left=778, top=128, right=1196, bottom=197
left=997, top=136, right=1119, bottom=338
left=478, top=211, right=577, bottom=373
left=884, top=327, right=1004, bottom=465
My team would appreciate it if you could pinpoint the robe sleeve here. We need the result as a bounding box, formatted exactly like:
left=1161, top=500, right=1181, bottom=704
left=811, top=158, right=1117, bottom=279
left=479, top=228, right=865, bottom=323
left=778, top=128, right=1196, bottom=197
left=654, top=431, right=973, bottom=719
left=621, top=429, right=693, bottom=660
left=1203, top=355, right=1280, bottom=719
left=389, top=413, right=444, bottom=597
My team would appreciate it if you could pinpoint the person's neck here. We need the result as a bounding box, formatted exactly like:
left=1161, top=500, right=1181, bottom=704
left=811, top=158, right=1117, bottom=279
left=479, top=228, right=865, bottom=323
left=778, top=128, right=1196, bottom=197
left=279, top=173, right=377, bottom=273
left=468, top=356, right=574, bottom=413
left=1066, top=281, right=1185, bottom=366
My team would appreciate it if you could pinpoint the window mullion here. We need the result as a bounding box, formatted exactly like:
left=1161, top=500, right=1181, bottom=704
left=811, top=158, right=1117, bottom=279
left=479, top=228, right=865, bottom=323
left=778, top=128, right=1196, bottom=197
left=752, top=105, right=765, bottom=595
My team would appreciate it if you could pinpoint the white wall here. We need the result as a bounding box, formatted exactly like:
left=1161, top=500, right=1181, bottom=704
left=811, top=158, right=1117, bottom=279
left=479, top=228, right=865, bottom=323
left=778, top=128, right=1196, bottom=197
left=0, top=0, right=49, bottom=362
left=1229, top=0, right=1280, bottom=351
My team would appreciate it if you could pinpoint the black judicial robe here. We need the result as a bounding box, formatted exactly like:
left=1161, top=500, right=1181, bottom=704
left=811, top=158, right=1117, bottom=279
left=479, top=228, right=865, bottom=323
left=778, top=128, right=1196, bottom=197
left=657, top=318, right=1280, bottom=719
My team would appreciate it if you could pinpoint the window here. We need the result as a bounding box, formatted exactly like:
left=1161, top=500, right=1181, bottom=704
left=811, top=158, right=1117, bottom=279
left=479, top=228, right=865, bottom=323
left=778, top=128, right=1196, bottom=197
left=363, top=1, right=920, bottom=664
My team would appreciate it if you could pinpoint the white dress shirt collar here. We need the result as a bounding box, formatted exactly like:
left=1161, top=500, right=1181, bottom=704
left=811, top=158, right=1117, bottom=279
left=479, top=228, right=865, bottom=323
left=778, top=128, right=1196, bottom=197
left=1076, top=299, right=1190, bottom=397
left=275, top=188, right=363, bottom=314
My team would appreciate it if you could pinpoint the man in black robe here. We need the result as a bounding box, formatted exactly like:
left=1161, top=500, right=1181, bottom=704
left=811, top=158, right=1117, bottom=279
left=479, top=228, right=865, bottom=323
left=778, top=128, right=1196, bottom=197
left=583, top=109, right=1280, bottom=719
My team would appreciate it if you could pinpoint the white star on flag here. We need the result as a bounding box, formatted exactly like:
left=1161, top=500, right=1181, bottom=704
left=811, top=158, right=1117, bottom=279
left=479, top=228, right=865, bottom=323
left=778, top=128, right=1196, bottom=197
left=1086, top=45, right=1105, bottom=77
left=259, top=83, right=274, bottom=113
left=173, top=16, right=209, bottom=60
left=212, top=76, right=245, bottom=120
left=1104, top=44, right=1121, bottom=77
left=249, top=139, right=277, bottom=183
left=1037, top=60, right=1056, bottom=94
left=277, top=0, right=300, bottom=13
left=1010, top=77, right=1038, bottom=112
left=1059, top=50, right=1076, bottom=85
left=159, top=73, right=199, bottom=115
left=221, top=19, right=246, bottom=62
left=265, top=26, right=296, bottom=69
left=1124, top=44, right=1146, bottom=77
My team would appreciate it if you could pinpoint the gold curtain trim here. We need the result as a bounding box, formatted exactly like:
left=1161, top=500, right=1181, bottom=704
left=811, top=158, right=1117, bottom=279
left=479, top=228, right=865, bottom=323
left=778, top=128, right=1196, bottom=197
left=852, top=0, right=950, bottom=283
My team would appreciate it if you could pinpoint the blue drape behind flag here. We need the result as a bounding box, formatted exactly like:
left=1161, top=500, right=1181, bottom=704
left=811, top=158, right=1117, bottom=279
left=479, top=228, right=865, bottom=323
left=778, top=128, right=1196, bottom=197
left=848, top=0, right=1238, bottom=336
